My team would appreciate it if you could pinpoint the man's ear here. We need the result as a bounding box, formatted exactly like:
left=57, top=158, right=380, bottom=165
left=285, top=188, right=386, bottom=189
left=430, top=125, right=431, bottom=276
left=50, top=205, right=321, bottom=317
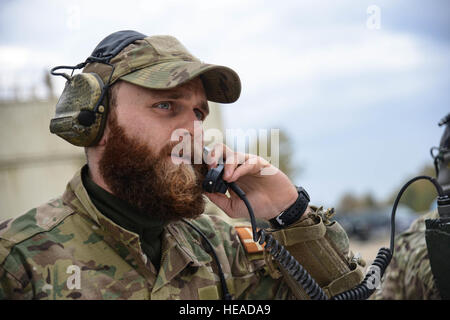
left=97, top=125, right=109, bottom=147
left=97, top=111, right=114, bottom=147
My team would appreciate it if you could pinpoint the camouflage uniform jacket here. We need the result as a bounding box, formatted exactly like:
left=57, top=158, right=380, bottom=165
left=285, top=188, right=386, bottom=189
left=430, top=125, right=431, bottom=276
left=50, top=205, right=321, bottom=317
left=0, top=168, right=294, bottom=300
left=372, top=210, right=441, bottom=300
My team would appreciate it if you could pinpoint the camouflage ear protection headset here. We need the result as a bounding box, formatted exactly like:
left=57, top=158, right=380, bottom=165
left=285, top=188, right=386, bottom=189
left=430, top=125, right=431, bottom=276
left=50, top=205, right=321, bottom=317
left=49, top=30, right=146, bottom=147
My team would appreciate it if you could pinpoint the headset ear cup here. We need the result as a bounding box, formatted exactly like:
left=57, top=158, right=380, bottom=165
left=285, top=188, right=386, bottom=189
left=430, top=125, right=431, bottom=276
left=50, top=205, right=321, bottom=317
left=49, top=72, right=105, bottom=147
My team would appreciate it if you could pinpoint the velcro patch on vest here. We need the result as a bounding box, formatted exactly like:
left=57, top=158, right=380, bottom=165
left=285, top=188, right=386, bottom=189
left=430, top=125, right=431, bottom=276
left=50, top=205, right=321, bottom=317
left=235, top=226, right=264, bottom=254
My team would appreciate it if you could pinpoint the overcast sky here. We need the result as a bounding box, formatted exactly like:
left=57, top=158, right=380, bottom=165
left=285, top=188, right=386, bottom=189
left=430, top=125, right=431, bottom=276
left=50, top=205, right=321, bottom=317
left=0, top=0, right=449, bottom=209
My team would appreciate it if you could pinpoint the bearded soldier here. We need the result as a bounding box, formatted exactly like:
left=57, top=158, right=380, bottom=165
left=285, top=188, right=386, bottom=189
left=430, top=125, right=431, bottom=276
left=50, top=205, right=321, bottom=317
left=0, top=31, right=364, bottom=300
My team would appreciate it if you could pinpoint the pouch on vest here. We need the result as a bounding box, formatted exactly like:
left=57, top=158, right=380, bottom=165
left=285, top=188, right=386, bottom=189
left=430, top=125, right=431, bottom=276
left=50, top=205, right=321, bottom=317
left=265, top=207, right=365, bottom=299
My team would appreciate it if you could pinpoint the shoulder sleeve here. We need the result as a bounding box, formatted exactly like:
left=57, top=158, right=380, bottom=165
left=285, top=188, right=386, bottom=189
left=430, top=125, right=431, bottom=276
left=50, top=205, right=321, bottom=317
left=372, top=211, right=440, bottom=300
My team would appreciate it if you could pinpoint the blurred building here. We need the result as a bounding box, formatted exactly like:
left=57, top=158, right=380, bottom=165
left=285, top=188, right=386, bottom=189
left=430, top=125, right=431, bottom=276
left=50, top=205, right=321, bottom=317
left=0, top=98, right=85, bottom=220
left=0, top=95, right=224, bottom=221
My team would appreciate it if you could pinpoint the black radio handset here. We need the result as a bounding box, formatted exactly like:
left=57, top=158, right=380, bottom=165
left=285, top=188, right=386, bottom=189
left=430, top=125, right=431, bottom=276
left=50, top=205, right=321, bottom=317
left=202, top=164, right=229, bottom=194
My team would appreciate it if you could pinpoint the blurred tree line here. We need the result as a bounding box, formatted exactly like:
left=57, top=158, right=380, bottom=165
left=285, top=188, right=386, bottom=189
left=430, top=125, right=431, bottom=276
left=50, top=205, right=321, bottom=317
left=337, top=164, right=437, bottom=215
left=338, top=192, right=379, bottom=214
left=248, top=127, right=301, bottom=181
left=386, top=165, right=437, bottom=212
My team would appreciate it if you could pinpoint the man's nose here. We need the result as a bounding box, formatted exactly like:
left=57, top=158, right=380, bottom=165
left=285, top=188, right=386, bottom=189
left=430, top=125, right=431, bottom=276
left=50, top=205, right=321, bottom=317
left=172, top=114, right=203, bottom=154
left=173, top=117, right=203, bottom=163
left=180, top=110, right=204, bottom=139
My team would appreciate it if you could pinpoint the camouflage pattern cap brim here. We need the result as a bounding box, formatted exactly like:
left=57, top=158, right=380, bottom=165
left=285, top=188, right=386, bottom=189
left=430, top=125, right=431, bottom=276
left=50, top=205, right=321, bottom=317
left=120, top=61, right=241, bottom=104
left=82, top=34, right=242, bottom=104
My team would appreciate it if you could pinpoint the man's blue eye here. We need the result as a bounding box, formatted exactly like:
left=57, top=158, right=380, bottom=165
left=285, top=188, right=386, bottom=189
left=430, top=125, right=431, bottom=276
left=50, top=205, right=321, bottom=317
left=155, top=102, right=171, bottom=109
left=194, top=109, right=204, bottom=120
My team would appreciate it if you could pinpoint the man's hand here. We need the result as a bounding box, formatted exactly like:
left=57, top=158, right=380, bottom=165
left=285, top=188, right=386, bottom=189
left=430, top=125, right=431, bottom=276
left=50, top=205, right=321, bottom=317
left=204, top=144, right=298, bottom=220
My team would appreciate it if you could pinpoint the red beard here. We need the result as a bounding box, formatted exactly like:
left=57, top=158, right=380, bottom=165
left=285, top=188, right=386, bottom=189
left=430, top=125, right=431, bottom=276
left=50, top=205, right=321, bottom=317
left=98, top=110, right=208, bottom=221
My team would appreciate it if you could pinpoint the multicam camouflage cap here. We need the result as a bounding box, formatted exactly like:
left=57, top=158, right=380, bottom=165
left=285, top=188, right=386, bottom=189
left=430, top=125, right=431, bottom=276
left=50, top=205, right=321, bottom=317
left=82, top=31, right=241, bottom=104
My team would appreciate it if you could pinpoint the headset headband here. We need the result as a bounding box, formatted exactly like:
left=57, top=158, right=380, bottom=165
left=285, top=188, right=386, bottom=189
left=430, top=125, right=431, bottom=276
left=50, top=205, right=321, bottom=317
left=88, top=30, right=147, bottom=63
left=51, top=30, right=147, bottom=80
